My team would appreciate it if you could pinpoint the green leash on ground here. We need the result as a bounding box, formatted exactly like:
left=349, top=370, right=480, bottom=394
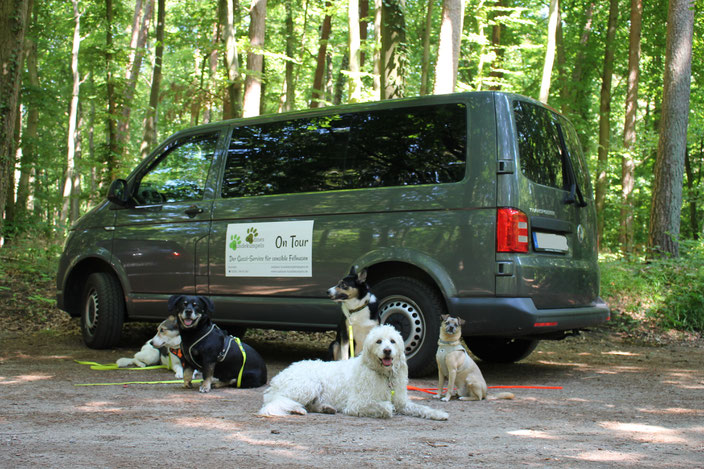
left=74, top=360, right=169, bottom=371
left=74, top=359, right=202, bottom=386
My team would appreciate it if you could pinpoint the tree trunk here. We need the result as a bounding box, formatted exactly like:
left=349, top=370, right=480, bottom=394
left=564, top=2, right=594, bottom=122
left=348, top=0, right=362, bottom=102
left=105, top=0, right=118, bottom=182
left=648, top=0, right=695, bottom=257
left=684, top=147, right=699, bottom=239
left=140, top=0, right=165, bottom=160
left=419, top=0, right=435, bottom=95
left=594, top=0, right=618, bottom=249
left=538, top=0, right=558, bottom=103
left=282, top=0, right=296, bottom=111
left=0, top=0, right=31, bottom=240
left=380, top=0, right=406, bottom=100
left=60, top=0, right=82, bottom=229
left=433, top=0, right=464, bottom=95
left=619, top=0, right=642, bottom=255
left=372, top=0, right=382, bottom=95
left=311, top=1, right=332, bottom=108
left=224, top=0, right=242, bottom=119
left=117, top=0, right=153, bottom=155
left=243, top=0, right=266, bottom=117
left=16, top=33, right=38, bottom=216
left=488, top=0, right=505, bottom=90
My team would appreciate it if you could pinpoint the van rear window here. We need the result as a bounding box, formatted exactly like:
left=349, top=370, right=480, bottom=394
left=221, top=103, right=467, bottom=198
left=513, top=100, right=567, bottom=190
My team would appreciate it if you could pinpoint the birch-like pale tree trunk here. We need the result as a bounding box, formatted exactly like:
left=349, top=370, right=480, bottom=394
left=60, top=0, right=82, bottom=228
left=538, top=0, right=558, bottom=103
left=433, top=0, right=464, bottom=94
left=243, top=0, right=266, bottom=117
left=348, top=0, right=362, bottom=102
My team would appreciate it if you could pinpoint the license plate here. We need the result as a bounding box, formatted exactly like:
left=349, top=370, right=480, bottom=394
left=533, top=232, right=568, bottom=253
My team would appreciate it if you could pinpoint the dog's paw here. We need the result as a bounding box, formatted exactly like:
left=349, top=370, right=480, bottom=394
left=431, top=410, right=449, bottom=421
left=199, top=384, right=211, bottom=393
left=441, top=395, right=451, bottom=402
left=116, top=358, right=133, bottom=368
left=174, top=370, right=184, bottom=379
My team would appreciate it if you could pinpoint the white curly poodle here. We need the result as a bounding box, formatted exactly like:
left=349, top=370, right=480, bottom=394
left=258, top=324, right=448, bottom=420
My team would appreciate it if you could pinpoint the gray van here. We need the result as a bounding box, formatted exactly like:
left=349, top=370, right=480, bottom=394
left=56, top=92, right=609, bottom=376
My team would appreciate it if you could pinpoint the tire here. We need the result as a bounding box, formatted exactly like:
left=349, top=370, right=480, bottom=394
left=373, top=277, right=444, bottom=378
left=466, top=337, right=539, bottom=363
left=81, top=272, right=125, bottom=349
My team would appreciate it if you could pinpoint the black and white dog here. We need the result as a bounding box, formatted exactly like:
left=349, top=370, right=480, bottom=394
left=327, top=266, right=380, bottom=360
left=168, top=295, right=267, bottom=393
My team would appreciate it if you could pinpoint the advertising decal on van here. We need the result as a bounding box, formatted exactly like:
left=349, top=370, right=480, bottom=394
left=225, top=221, right=314, bottom=277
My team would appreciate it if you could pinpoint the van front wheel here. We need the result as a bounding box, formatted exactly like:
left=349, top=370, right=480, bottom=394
left=466, top=337, right=539, bottom=363
left=81, top=272, right=125, bottom=349
left=374, top=277, right=444, bottom=378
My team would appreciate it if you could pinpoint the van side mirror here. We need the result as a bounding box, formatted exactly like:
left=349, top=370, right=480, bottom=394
left=107, top=179, right=130, bottom=207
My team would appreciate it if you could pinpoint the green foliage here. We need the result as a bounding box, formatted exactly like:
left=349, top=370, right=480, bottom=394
left=601, top=239, right=704, bottom=332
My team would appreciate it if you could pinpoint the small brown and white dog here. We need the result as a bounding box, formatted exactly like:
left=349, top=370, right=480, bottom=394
left=116, top=316, right=185, bottom=379
left=434, top=315, right=513, bottom=401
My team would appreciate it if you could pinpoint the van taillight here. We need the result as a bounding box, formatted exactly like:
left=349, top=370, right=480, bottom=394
left=497, top=208, right=529, bottom=253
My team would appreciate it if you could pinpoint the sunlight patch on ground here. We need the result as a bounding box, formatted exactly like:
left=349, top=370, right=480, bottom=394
left=75, top=401, right=123, bottom=413
left=639, top=407, right=704, bottom=416
left=507, top=429, right=557, bottom=439
left=171, top=417, right=242, bottom=432
left=536, top=360, right=588, bottom=367
left=601, top=350, right=642, bottom=357
left=574, top=450, right=641, bottom=463
left=0, top=373, right=53, bottom=385
left=600, top=421, right=688, bottom=444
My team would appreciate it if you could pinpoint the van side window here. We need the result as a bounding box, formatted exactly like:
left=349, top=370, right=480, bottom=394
left=135, top=132, right=218, bottom=205
left=221, top=103, right=466, bottom=198
left=514, top=101, right=567, bottom=190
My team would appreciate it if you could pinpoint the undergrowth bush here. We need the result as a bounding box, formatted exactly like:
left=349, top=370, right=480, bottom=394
left=600, top=239, right=704, bottom=332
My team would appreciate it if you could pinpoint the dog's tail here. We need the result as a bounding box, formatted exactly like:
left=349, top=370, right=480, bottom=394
left=487, top=392, right=515, bottom=400
left=257, top=396, right=307, bottom=417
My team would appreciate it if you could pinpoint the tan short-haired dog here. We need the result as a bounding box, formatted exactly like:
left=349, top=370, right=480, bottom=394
left=434, top=315, right=514, bottom=401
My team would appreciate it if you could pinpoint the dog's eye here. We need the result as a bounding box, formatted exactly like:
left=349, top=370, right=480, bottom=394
left=390, top=339, right=396, bottom=344
left=376, top=339, right=382, bottom=344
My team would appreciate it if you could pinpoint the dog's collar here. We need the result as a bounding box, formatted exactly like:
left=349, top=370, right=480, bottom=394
left=347, top=300, right=369, bottom=314
left=438, top=339, right=461, bottom=346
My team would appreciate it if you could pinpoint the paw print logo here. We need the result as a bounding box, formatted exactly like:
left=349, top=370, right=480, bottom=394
left=246, top=227, right=259, bottom=244
left=229, top=234, right=242, bottom=251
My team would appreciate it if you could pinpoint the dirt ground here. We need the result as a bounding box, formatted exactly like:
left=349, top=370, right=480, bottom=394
left=1, top=321, right=703, bottom=468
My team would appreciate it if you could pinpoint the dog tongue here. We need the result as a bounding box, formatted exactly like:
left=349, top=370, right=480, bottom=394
left=184, top=318, right=193, bottom=326
left=382, top=357, right=393, bottom=367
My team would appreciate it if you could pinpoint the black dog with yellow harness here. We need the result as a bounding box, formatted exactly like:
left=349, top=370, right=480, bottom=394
left=169, top=295, right=267, bottom=392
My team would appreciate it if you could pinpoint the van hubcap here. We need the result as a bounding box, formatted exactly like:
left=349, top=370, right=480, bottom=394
left=379, top=296, right=425, bottom=358
left=84, top=289, right=99, bottom=334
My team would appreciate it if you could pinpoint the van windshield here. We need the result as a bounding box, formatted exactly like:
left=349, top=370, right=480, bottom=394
left=221, top=103, right=467, bottom=198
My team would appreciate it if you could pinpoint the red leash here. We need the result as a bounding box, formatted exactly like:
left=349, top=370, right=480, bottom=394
left=407, top=385, right=562, bottom=395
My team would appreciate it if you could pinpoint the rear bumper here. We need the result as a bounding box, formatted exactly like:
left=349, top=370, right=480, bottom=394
left=448, top=296, right=610, bottom=337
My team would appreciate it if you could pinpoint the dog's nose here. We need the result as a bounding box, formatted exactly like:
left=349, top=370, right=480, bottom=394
left=383, top=347, right=392, bottom=356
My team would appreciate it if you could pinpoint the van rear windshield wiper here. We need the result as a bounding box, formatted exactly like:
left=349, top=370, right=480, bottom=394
left=556, top=123, right=587, bottom=208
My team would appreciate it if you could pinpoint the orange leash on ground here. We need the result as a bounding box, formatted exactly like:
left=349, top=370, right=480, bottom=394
left=407, top=385, right=563, bottom=395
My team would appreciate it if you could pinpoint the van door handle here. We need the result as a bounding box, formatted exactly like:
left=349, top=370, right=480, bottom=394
left=184, top=205, right=204, bottom=218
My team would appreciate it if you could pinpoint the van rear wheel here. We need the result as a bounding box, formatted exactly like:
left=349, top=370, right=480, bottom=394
left=374, top=277, right=444, bottom=378
left=466, top=337, right=539, bottom=363
left=81, top=272, right=125, bottom=349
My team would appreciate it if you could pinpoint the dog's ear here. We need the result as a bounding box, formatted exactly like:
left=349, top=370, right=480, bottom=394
left=199, top=296, right=215, bottom=314
left=356, top=268, right=367, bottom=283
left=459, top=317, right=466, bottom=326
left=167, top=295, right=184, bottom=313
left=441, top=314, right=450, bottom=321
left=348, top=265, right=357, bottom=276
